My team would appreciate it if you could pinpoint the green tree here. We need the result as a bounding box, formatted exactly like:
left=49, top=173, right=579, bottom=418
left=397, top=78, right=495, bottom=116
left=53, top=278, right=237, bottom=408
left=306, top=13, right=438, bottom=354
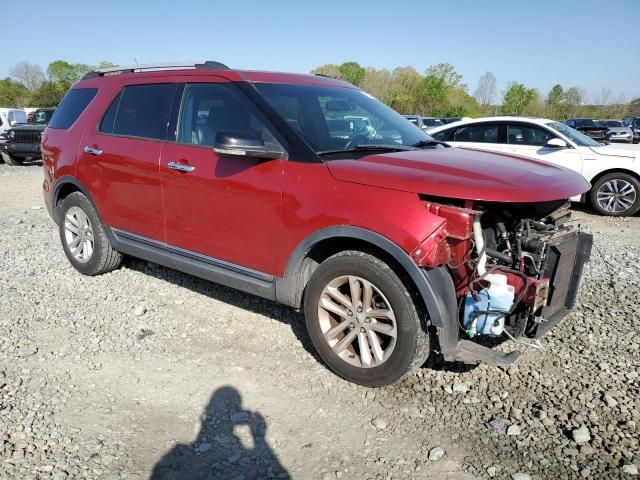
left=0, top=78, right=30, bottom=107
left=447, top=87, right=483, bottom=117
left=502, top=82, right=535, bottom=116
left=361, top=67, right=392, bottom=102
left=415, top=75, right=448, bottom=115
left=47, top=60, right=93, bottom=89
left=30, top=81, right=64, bottom=107
left=96, top=61, right=117, bottom=69
left=387, top=67, right=422, bottom=113
left=625, top=97, right=640, bottom=117
left=426, top=63, right=465, bottom=90
left=311, top=64, right=340, bottom=77
left=337, top=61, right=365, bottom=87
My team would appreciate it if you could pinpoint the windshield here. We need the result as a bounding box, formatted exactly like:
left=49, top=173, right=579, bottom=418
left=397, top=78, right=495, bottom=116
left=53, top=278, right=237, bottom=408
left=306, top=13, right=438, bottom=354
left=548, top=122, right=601, bottom=147
left=256, top=84, right=432, bottom=155
left=29, top=110, right=54, bottom=125
left=573, top=119, right=597, bottom=128
left=8, top=110, right=27, bottom=125
left=422, top=118, right=443, bottom=127
left=598, top=120, right=623, bottom=127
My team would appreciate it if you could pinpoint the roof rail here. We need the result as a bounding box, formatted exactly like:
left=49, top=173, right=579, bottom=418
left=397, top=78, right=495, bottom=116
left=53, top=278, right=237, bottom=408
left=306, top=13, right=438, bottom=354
left=82, top=61, right=230, bottom=79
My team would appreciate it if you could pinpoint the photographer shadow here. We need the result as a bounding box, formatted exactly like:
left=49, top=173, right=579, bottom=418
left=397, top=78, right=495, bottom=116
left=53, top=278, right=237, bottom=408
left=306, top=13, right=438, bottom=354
left=150, top=386, right=289, bottom=480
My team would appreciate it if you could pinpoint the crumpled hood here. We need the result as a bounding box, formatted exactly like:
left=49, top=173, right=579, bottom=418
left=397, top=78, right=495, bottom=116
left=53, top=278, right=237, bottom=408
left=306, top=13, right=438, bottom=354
left=327, top=147, right=590, bottom=203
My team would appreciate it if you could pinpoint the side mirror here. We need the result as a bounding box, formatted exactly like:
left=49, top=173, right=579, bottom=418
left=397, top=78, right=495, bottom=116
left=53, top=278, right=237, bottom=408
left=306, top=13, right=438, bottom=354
left=213, top=131, right=285, bottom=160
left=546, top=138, right=568, bottom=149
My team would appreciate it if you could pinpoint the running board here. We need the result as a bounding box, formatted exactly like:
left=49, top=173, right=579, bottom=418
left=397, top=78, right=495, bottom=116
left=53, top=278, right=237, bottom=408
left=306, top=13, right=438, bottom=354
left=452, top=340, right=520, bottom=366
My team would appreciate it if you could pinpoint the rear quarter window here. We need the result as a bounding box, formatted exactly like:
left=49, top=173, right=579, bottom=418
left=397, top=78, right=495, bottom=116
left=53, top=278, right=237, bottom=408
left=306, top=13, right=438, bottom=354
left=48, top=88, right=98, bottom=129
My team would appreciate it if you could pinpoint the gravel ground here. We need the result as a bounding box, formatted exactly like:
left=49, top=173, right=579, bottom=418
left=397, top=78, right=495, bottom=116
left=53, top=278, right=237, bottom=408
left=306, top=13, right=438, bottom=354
left=0, top=162, right=638, bottom=480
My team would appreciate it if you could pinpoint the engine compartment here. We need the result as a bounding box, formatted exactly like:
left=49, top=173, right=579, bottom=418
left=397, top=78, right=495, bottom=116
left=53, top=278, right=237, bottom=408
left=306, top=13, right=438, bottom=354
left=417, top=198, right=593, bottom=342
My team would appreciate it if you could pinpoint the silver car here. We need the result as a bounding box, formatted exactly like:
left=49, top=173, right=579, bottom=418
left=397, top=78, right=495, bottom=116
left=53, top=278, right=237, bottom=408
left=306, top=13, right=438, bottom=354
left=597, top=119, right=633, bottom=143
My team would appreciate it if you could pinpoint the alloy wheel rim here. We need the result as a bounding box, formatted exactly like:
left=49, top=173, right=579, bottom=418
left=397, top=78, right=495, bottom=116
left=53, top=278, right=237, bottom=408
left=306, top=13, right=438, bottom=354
left=596, top=179, right=637, bottom=213
left=64, top=206, right=94, bottom=263
left=317, top=275, right=397, bottom=369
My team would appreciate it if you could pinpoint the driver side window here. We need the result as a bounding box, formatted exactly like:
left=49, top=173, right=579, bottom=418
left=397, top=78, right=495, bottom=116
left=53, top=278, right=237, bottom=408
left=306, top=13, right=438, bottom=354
left=177, top=83, right=281, bottom=151
left=507, top=124, right=555, bottom=146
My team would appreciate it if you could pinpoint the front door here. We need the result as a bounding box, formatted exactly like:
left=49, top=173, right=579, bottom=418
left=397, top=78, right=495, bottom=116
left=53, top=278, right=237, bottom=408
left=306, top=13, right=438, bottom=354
left=502, top=123, right=583, bottom=174
left=160, top=81, right=287, bottom=275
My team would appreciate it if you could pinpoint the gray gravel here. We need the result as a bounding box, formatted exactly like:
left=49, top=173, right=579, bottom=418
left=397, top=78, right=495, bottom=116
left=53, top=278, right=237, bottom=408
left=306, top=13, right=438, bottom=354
left=0, top=162, right=638, bottom=479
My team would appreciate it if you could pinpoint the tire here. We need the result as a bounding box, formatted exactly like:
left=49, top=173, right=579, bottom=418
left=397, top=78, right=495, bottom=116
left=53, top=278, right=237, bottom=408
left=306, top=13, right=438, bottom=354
left=0, top=152, right=23, bottom=166
left=590, top=172, right=640, bottom=217
left=58, top=192, right=123, bottom=276
left=304, top=251, right=430, bottom=387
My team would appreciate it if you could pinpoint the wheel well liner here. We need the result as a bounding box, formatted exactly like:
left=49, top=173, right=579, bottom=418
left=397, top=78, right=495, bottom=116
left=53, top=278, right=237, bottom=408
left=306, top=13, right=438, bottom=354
left=275, top=226, right=458, bottom=333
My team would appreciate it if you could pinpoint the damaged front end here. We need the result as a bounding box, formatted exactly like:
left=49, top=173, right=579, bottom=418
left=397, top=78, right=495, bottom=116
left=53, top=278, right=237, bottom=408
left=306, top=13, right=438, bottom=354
left=413, top=197, right=593, bottom=366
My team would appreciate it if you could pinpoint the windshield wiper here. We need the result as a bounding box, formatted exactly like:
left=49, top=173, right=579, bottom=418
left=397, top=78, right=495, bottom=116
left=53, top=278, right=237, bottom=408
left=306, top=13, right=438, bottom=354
left=318, top=144, right=418, bottom=156
left=411, top=140, right=449, bottom=148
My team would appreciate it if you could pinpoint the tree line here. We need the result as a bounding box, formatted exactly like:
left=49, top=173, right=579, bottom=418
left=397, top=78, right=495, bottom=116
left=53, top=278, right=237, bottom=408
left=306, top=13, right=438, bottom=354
left=2, top=59, right=639, bottom=119
left=0, top=60, right=116, bottom=108
left=313, top=62, right=640, bottom=120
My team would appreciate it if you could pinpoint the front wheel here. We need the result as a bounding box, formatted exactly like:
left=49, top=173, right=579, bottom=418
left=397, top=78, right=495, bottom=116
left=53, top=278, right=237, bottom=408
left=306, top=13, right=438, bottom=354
left=0, top=152, right=23, bottom=166
left=590, top=173, right=640, bottom=216
left=304, top=251, right=430, bottom=387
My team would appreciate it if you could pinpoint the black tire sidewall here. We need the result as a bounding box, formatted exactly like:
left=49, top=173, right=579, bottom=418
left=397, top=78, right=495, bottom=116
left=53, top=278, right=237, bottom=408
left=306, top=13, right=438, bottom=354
left=59, top=193, right=109, bottom=275
left=1, top=152, right=23, bottom=166
left=304, top=253, right=425, bottom=387
left=590, top=173, right=640, bottom=217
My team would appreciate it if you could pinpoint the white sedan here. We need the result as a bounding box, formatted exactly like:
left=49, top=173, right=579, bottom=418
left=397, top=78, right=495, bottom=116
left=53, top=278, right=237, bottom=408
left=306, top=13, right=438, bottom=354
left=428, top=116, right=640, bottom=216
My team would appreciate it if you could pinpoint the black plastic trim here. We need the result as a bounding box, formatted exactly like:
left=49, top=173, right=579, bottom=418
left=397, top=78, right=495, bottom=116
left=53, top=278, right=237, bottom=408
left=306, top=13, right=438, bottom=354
left=275, top=226, right=457, bottom=332
left=107, top=228, right=275, bottom=300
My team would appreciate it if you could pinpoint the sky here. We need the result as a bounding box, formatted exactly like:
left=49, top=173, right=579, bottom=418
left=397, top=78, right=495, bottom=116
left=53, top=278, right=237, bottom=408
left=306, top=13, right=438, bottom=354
left=2, top=0, right=639, bottom=102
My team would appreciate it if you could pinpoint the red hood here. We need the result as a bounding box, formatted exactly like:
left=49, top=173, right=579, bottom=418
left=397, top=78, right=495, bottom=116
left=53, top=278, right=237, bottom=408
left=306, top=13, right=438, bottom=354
left=327, top=147, right=590, bottom=202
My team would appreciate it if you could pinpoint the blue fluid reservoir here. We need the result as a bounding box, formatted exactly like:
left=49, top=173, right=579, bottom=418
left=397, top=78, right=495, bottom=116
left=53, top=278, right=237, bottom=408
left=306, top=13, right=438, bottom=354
left=462, top=273, right=514, bottom=336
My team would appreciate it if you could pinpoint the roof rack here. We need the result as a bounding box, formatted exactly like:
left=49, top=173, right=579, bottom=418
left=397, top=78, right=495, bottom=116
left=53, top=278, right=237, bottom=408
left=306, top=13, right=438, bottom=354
left=82, top=61, right=230, bottom=79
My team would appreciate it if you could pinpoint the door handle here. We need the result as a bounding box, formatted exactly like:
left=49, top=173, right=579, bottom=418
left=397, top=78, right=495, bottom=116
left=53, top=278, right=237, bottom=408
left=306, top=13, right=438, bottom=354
left=167, top=161, right=195, bottom=173
left=83, top=146, right=102, bottom=156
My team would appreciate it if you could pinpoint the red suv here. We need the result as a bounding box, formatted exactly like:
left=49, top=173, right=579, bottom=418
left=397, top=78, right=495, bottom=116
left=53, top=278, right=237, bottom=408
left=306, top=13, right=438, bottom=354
left=42, top=62, right=592, bottom=387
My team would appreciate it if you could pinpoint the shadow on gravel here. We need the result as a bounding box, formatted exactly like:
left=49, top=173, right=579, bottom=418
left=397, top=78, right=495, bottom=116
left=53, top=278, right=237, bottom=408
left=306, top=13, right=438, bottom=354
left=150, top=386, right=290, bottom=480
left=125, top=258, right=322, bottom=363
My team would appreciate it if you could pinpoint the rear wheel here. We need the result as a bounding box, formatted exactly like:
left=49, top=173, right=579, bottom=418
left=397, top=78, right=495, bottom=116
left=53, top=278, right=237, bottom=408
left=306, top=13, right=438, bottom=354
left=590, top=172, right=640, bottom=216
left=59, top=192, right=123, bottom=275
left=304, top=251, right=430, bottom=387
left=1, top=152, right=23, bottom=166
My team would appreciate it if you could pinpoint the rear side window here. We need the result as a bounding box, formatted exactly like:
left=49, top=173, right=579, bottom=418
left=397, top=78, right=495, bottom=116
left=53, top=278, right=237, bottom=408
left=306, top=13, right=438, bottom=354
left=48, top=88, right=97, bottom=129
left=99, top=92, right=122, bottom=134
left=107, top=84, right=176, bottom=140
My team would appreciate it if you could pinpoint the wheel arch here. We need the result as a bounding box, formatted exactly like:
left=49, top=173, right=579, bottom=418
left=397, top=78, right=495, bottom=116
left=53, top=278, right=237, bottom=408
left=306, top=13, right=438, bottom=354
left=589, top=168, right=640, bottom=187
left=275, top=226, right=458, bottom=336
left=52, top=176, right=100, bottom=224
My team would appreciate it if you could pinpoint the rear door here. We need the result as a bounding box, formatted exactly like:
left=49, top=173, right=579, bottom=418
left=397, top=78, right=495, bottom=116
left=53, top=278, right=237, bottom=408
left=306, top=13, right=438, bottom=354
left=502, top=122, right=583, bottom=174
left=77, top=81, right=178, bottom=241
left=443, top=122, right=505, bottom=154
left=160, top=79, right=287, bottom=275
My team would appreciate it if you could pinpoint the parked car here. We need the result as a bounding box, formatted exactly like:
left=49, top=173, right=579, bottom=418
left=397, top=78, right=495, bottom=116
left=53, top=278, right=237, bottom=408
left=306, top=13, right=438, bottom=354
left=595, top=120, right=633, bottom=143
left=0, top=108, right=27, bottom=139
left=440, top=117, right=463, bottom=124
left=0, top=107, right=55, bottom=165
left=42, top=62, right=592, bottom=387
left=429, top=116, right=640, bottom=216
left=564, top=118, right=610, bottom=143
left=623, top=116, right=640, bottom=143
left=403, top=115, right=443, bottom=131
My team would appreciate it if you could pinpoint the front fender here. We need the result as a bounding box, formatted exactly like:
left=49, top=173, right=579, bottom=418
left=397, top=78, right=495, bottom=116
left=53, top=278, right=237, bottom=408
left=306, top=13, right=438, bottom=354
left=275, top=226, right=458, bottom=332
